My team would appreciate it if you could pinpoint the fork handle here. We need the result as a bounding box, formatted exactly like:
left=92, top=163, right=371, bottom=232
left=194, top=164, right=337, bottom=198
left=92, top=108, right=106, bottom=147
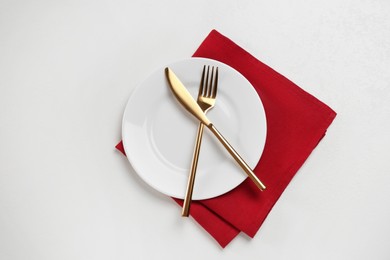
left=182, top=122, right=205, bottom=217
left=208, top=124, right=266, bottom=191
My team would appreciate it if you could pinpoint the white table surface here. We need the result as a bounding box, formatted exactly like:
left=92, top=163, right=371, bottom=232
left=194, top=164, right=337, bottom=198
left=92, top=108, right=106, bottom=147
left=1, top=1, right=390, bottom=259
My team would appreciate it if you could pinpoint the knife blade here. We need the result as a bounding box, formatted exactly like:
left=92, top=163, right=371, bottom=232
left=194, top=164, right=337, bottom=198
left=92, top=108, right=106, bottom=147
left=165, top=67, right=266, bottom=191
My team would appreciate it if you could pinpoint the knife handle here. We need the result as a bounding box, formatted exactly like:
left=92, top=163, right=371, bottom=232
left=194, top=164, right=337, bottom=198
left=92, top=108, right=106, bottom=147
left=208, top=124, right=266, bottom=191
left=182, top=122, right=205, bottom=217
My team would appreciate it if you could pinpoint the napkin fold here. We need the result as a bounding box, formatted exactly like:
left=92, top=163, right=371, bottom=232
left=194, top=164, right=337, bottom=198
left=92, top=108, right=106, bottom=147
left=116, top=30, right=336, bottom=248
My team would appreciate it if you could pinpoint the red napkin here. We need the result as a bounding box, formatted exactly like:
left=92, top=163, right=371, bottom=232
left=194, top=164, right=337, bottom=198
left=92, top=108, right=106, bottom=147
left=116, top=30, right=336, bottom=248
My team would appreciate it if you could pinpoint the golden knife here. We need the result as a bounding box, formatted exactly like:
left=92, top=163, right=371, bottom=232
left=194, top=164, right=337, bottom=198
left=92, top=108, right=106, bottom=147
left=165, top=67, right=266, bottom=191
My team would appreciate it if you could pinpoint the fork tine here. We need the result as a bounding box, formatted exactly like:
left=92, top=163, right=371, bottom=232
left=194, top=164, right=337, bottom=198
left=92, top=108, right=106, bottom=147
left=198, top=66, right=206, bottom=98
left=211, top=67, right=218, bottom=98
left=203, top=66, right=210, bottom=97
left=207, top=67, right=214, bottom=97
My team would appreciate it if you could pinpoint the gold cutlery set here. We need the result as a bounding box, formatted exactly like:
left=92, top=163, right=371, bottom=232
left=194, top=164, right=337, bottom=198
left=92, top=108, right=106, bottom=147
left=165, top=66, right=266, bottom=216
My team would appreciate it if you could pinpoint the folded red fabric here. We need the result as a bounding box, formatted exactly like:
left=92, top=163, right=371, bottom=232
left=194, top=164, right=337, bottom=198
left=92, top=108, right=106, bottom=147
left=116, top=30, right=336, bottom=248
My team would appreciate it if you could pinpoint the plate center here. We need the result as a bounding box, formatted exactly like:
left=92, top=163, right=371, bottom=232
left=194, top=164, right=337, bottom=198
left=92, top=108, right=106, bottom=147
left=148, top=88, right=241, bottom=174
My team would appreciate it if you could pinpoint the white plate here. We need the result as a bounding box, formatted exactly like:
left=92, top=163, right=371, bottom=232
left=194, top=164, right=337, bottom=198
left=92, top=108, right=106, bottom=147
left=122, top=58, right=267, bottom=199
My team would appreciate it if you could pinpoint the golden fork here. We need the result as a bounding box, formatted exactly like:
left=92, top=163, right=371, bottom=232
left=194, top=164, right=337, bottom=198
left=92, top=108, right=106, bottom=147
left=182, top=65, right=218, bottom=217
